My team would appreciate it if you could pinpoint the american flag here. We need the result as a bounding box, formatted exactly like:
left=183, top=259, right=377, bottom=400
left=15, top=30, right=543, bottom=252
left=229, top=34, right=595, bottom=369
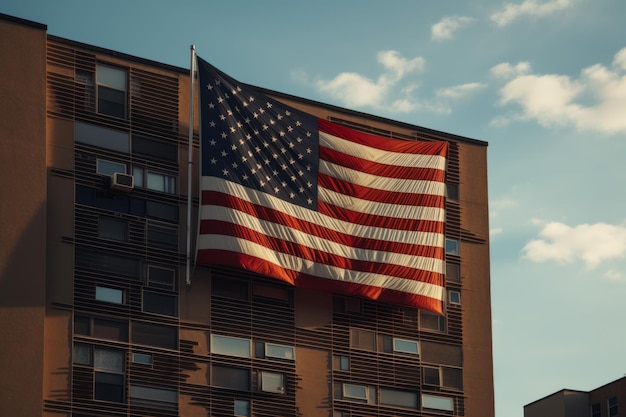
left=196, top=57, right=448, bottom=313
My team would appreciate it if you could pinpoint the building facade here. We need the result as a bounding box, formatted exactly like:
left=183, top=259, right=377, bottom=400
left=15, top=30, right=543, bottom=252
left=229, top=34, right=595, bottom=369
left=524, top=377, right=626, bottom=417
left=0, top=13, right=493, bottom=417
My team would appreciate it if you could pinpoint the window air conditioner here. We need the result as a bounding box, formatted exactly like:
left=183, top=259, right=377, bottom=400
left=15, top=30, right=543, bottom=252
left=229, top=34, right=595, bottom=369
left=110, top=172, right=134, bottom=191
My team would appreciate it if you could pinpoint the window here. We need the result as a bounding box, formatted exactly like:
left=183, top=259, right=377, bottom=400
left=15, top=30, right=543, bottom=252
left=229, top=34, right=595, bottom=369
left=75, top=121, right=130, bottom=153
left=591, top=403, right=601, bottom=417
left=252, top=284, right=290, bottom=303
left=143, top=290, right=177, bottom=316
left=147, top=224, right=178, bottom=250
left=74, top=316, right=128, bottom=342
left=423, top=366, right=441, bottom=386
left=609, top=397, right=618, bottom=417
left=259, top=371, right=285, bottom=394
left=147, top=265, right=175, bottom=290
left=446, top=262, right=460, bottom=282
left=146, top=200, right=179, bottom=222
left=96, top=63, right=127, bottom=118
left=95, top=286, right=124, bottom=304
left=212, top=276, right=249, bottom=300
left=442, top=367, right=463, bottom=390
left=448, top=290, right=461, bottom=305
left=393, top=338, right=419, bottom=355
left=212, top=365, right=250, bottom=391
left=94, top=347, right=125, bottom=403
left=337, top=356, right=350, bottom=371
left=445, top=238, right=459, bottom=255
left=420, top=310, right=446, bottom=332
left=422, top=394, right=454, bottom=412
left=379, top=388, right=418, bottom=409
left=446, top=184, right=459, bottom=200
left=265, top=343, right=295, bottom=360
left=132, top=353, right=152, bottom=365
left=97, top=159, right=126, bottom=176
left=133, top=167, right=177, bottom=194
left=75, top=248, right=142, bottom=278
left=234, top=399, right=250, bottom=416
left=342, top=383, right=368, bottom=401
left=132, top=322, right=177, bottom=349
left=211, top=334, right=251, bottom=358
left=129, top=385, right=177, bottom=406
left=73, top=343, right=92, bottom=365
left=132, top=135, right=178, bottom=163
left=98, top=217, right=128, bottom=241
left=350, top=328, right=376, bottom=351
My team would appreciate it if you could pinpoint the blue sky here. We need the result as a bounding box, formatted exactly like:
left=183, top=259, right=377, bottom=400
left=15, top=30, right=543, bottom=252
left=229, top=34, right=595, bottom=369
left=4, top=1, right=626, bottom=415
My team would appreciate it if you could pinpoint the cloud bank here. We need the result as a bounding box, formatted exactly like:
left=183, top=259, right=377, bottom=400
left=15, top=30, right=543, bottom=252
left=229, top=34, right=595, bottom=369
left=492, top=47, right=626, bottom=134
left=523, top=220, right=626, bottom=268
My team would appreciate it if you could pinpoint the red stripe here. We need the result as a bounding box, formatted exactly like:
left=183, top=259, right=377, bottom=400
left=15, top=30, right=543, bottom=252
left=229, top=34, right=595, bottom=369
left=319, top=118, right=448, bottom=157
left=319, top=174, right=445, bottom=207
left=202, top=190, right=444, bottom=234
left=197, top=249, right=444, bottom=313
left=320, top=146, right=445, bottom=181
left=200, top=195, right=444, bottom=259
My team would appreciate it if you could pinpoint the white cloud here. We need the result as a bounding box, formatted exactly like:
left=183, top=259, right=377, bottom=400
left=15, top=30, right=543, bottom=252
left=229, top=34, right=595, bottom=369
left=490, top=197, right=517, bottom=218
left=491, top=0, right=573, bottom=27
left=523, top=220, right=626, bottom=268
left=431, top=16, right=477, bottom=41
left=490, top=227, right=504, bottom=237
left=315, top=50, right=424, bottom=109
left=493, top=47, right=626, bottom=134
left=490, top=62, right=531, bottom=79
left=436, top=82, right=486, bottom=100
left=604, top=269, right=624, bottom=281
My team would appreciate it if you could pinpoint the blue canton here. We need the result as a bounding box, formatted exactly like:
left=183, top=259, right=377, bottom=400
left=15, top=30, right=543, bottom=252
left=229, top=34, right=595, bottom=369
left=199, top=59, right=319, bottom=209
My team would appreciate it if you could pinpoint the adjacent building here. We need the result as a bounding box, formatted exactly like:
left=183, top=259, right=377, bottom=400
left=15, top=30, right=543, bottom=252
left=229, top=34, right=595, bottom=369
left=0, top=13, right=493, bottom=417
left=524, top=377, right=626, bottom=417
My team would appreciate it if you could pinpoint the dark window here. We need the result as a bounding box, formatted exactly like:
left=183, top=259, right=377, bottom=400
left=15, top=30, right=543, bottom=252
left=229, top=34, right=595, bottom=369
left=93, top=318, right=128, bottom=342
left=132, top=135, right=178, bottom=163
left=212, top=276, right=249, bottom=300
left=147, top=265, right=175, bottom=290
left=380, top=388, right=418, bottom=408
left=73, top=343, right=92, bottom=365
left=350, top=328, right=376, bottom=351
left=143, top=291, right=177, bottom=316
left=446, top=262, right=460, bottom=282
left=234, top=399, right=250, bottom=417
left=212, top=365, right=250, bottom=391
left=75, top=121, right=129, bottom=153
left=98, top=217, right=128, bottom=241
left=446, top=183, right=459, bottom=200
left=420, top=310, right=446, bottom=332
left=252, top=283, right=290, bottom=303
left=146, top=200, right=179, bottom=222
left=96, top=64, right=127, bottom=119
left=95, top=372, right=124, bottom=402
left=423, top=367, right=440, bottom=386
left=592, top=403, right=601, bottom=417
left=442, top=367, right=463, bottom=390
left=132, top=322, right=177, bottom=349
left=147, top=224, right=178, bottom=250
left=75, top=248, right=142, bottom=278
left=609, top=397, right=618, bottom=417
left=74, top=315, right=91, bottom=336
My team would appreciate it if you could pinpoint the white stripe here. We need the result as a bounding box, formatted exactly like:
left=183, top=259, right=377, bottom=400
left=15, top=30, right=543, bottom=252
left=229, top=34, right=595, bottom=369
left=319, top=187, right=444, bottom=221
left=320, top=131, right=446, bottom=170
left=200, top=205, right=444, bottom=273
left=198, top=234, right=444, bottom=300
left=320, top=160, right=446, bottom=195
left=202, top=176, right=445, bottom=226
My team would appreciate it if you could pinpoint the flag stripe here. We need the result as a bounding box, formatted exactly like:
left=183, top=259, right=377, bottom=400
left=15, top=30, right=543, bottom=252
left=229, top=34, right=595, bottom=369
left=197, top=238, right=444, bottom=297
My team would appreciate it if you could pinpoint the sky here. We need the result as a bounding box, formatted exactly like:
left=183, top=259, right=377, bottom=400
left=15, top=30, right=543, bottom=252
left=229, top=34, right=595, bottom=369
left=3, top=1, right=626, bottom=415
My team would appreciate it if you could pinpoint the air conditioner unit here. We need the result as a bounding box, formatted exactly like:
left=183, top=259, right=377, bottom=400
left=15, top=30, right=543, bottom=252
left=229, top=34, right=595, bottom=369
left=110, top=172, right=134, bottom=192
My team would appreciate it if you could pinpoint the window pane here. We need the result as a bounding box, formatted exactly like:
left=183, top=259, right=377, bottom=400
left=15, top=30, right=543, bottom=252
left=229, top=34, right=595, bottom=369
left=350, top=328, right=376, bottom=351
left=380, top=388, right=418, bottom=408
left=94, top=348, right=124, bottom=372
left=147, top=225, right=178, bottom=249
left=446, top=262, right=460, bottom=282
left=212, top=277, right=249, bottom=300
left=143, top=291, right=177, bottom=316
left=147, top=265, right=175, bottom=290
left=234, top=399, right=250, bottom=416
left=260, top=372, right=284, bottom=393
left=265, top=343, right=295, bottom=360
left=98, top=87, right=125, bottom=118
left=442, top=367, right=463, bottom=389
left=132, top=135, right=178, bottom=163
left=132, top=322, right=177, bottom=349
left=211, top=334, right=251, bottom=358
left=132, top=353, right=152, bottom=365
left=423, top=367, right=441, bottom=386
left=445, top=238, right=459, bottom=255
left=97, top=160, right=126, bottom=176
left=73, top=343, right=92, bottom=365
left=75, top=121, right=129, bottom=153
left=343, top=383, right=367, bottom=400
left=129, top=385, right=177, bottom=403
left=393, top=338, right=419, bottom=354
left=97, top=64, right=126, bottom=90
left=133, top=166, right=144, bottom=187
left=96, top=286, right=124, bottom=304
left=449, top=290, right=461, bottom=305
left=146, top=200, right=179, bottom=222
left=75, top=248, right=142, bottom=278
left=98, top=217, right=127, bottom=241
left=212, top=365, right=250, bottom=390
left=95, top=372, right=124, bottom=402
left=422, top=394, right=454, bottom=412
left=147, top=172, right=176, bottom=194
left=340, top=356, right=350, bottom=371
left=93, top=319, right=128, bottom=342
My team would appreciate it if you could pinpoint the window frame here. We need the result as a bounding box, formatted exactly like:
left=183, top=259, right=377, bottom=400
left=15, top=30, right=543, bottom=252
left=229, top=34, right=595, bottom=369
left=342, top=383, right=369, bottom=401
left=392, top=337, right=419, bottom=355
left=259, top=371, right=286, bottom=394
left=264, top=343, right=295, bottom=361
left=448, top=290, right=461, bottom=305
left=96, top=63, right=128, bottom=119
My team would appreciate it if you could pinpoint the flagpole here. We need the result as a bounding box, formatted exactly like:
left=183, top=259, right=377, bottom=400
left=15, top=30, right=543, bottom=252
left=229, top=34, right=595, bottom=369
left=186, top=45, right=196, bottom=287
